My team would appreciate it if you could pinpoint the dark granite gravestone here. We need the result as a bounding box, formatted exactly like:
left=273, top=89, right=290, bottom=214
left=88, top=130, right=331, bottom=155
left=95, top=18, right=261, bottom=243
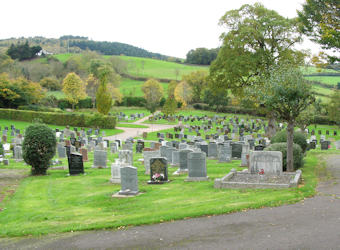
left=321, top=141, right=330, bottom=150
left=326, top=130, right=329, bottom=135
left=199, top=144, right=208, bottom=156
left=136, top=141, right=144, bottom=153
left=68, top=152, right=84, bottom=175
left=254, top=145, right=265, bottom=151
left=231, top=142, right=243, bottom=159
left=318, top=130, right=322, bottom=135
left=148, top=157, right=169, bottom=184
left=334, top=131, right=337, bottom=136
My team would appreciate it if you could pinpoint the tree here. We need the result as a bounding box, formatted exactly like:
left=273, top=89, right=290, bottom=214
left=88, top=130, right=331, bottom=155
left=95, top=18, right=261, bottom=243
left=174, top=81, right=193, bottom=107
left=96, top=82, right=112, bottom=115
left=39, top=77, right=61, bottom=91
left=252, top=65, right=314, bottom=172
left=182, top=70, right=208, bottom=103
left=23, top=123, right=56, bottom=175
left=141, top=79, right=163, bottom=114
left=203, top=88, right=229, bottom=112
left=167, top=80, right=178, bottom=97
left=6, top=41, right=42, bottom=61
left=62, top=72, right=86, bottom=109
left=209, top=3, right=305, bottom=97
left=327, top=89, right=340, bottom=126
left=162, top=96, right=177, bottom=116
left=209, top=3, right=305, bottom=137
left=298, top=0, right=340, bottom=63
left=86, top=74, right=100, bottom=108
left=186, top=48, right=219, bottom=65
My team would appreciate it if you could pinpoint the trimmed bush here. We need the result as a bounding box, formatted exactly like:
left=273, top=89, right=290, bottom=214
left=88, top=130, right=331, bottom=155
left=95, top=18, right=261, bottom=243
left=23, top=124, right=56, bottom=175
left=271, top=130, right=308, bottom=153
left=264, top=143, right=304, bottom=171
left=0, top=108, right=116, bottom=129
left=116, top=96, right=146, bottom=107
left=0, top=142, right=3, bottom=156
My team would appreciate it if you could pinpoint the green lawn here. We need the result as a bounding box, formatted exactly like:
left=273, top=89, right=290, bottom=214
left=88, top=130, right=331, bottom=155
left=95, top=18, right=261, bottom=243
left=0, top=146, right=327, bottom=236
left=52, top=53, right=74, bottom=63
left=0, top=119, right=123, bottom=140
left=119, top=78, right=169, bottom=97
left=312, top=85, right=335, bottom=97
left=46, top=91, right=66, bottom=99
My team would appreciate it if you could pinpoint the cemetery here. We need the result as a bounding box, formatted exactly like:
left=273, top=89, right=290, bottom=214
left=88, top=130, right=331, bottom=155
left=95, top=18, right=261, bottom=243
left=0, top=109, right=338, bottom=237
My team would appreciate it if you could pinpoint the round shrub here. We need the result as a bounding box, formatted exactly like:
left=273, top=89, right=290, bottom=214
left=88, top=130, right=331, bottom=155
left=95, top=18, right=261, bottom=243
left=271, top=130, right=308, bottom=153
left=264, top=142, right=304, bottom=171
left=22, top=123, right=56, bottom=175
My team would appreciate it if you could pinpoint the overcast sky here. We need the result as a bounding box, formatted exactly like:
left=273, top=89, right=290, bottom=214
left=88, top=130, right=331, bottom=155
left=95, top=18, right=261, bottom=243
left=1, top=0, right=322, bottom=58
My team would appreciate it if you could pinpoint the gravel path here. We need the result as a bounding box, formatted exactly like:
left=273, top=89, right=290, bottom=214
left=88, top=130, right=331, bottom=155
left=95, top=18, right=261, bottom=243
left=1, top=154, right=340, bottom=249
left=104, top=113, right=177, bottom=141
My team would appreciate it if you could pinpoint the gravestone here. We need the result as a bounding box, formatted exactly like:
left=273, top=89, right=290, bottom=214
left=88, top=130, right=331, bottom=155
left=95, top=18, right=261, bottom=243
left=199, top=143, right=208, bottom=156
left=249, top=151, right=282, bottom=175
left=57, top=143, right=66, bottom=158
left=241, top=143, right=250, bottom=167
left=254, top=145, right=265, bottom=151
left=160, top=146, right=168, bottom=157
left=321, top=141, right=330, bottom=150
left=208, top=142, right=218, bottom=158
left=14, top=145, right=23, bottom=161
left=118, top=166, right=139, bottom=196
left=143, top=150, right=160, bottom=174
left=165, top=147, right=176, bottom=163
left=218, top=144, right=232, bottom=163
left=171, top=150, right=180, bottom=166
left=175, top=149, right=193, bottom=174
left=309, top=141, right=316, bottom=149
left=80, top=148, right=88, bottom=162
left=68, top=152, right=84, bottom=175
left=231, top=142, right=243, bottom=159
left=119, top=150, right=133, bottom=165
left=110, top=160, right=128, bottom=184
left=186, top=152, right=208, bottom=181
left=148, top=157, right=169, bottom=184
left=92, top=150, right=107, bottom=168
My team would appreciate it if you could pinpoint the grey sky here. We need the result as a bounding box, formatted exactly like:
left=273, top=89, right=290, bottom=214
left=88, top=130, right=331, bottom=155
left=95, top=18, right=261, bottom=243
left=1, top=0, right=322, bottom=58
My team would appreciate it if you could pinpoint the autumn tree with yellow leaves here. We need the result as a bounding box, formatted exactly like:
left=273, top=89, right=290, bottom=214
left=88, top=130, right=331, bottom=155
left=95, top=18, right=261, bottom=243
left=62, top=72, right=87, bottom=110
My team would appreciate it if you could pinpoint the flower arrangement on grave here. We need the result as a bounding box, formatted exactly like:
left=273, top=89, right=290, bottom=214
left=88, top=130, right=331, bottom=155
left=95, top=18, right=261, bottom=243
left=152, top=173, right=165, bottom=182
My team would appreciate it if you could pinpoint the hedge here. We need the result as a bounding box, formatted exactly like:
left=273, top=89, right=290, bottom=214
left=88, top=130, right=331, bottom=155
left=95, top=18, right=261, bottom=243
left=193, top=103, right=266, bottom=117
left=0, top=109, right=116, bottom=129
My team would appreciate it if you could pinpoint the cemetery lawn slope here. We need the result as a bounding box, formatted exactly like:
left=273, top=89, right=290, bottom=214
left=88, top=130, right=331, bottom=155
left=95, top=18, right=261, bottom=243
left=0, top=149, right=323, bottom=237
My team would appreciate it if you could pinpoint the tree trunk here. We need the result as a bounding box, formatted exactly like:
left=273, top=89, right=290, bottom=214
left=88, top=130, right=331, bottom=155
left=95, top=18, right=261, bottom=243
left=286, top=121, right=294, bottom=172
left=267, top=114, right=277, bottom=138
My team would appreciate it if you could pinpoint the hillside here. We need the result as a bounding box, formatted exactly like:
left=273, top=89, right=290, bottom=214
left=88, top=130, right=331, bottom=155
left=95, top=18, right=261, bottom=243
left=0, top=36, right=172, bottom=60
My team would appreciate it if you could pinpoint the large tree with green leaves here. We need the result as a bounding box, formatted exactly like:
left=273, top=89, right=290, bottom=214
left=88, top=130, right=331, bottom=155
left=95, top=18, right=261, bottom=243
left=251, top=65, right=314, bottom=172
left=209, top=3, right=305, bottom=97
left=182, top=70, right=208, bottom=103
left=298, top=0, right=339, bottom=63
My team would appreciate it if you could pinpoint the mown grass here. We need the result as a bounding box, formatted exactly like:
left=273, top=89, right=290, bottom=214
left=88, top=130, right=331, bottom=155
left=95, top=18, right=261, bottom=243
left=52, top=53, right=74, bottom=63
left=46, top=91, right=66, bottom=99
left=0, top=144, right=326, bottom=237
left=306, top=76, right=340, bottom=87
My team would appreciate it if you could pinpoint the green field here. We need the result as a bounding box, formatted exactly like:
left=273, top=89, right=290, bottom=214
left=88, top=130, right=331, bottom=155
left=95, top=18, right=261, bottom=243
left=305, top=76, right=340, bottom=86
left=120, top=56, right=208, bottom=80
left=120, top=78, right=169, bottom=97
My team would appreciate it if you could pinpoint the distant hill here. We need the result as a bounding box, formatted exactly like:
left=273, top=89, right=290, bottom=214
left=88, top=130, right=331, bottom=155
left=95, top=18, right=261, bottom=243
left=0, top=35, right=174, bottom=61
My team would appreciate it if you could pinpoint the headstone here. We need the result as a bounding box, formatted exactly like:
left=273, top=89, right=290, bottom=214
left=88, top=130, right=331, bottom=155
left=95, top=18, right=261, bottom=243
left=321, top=141, right=330, bottom=150
left=14, top=145, right=23, bottom=161
left=218, top=144, right=232, bottom=163
left=186, top=152, right=208, bottom=181
left=143, top=150, right=160, bottom=174
left=93, top=150, right=107, bottom=168
left=118, top=166, right=139, bottom=196
left=208, top=142, right=218, bottom=158
left=110, top=160, right=128, bottom=184
left=80, top=148, right=88, bottom=162
left=176, top=149, right=193, bottom=174
left=68, top=152, right=84, bottom=175
left=165, top=147, right=176, bottom=163
left=241, top=143, right=250, bottom=166
left=148, top=157, right=169, bottom=184
left=335, top=141, right=340, bottom=150
left=171, top=150, right=180, bottom=166
left=119, top=150, right=133, bottom=165
left=57, top=143, right=67, bottom=158
left=231, top=142, right=243, bottom=159
left=249, top=151, right=282, bottom=175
